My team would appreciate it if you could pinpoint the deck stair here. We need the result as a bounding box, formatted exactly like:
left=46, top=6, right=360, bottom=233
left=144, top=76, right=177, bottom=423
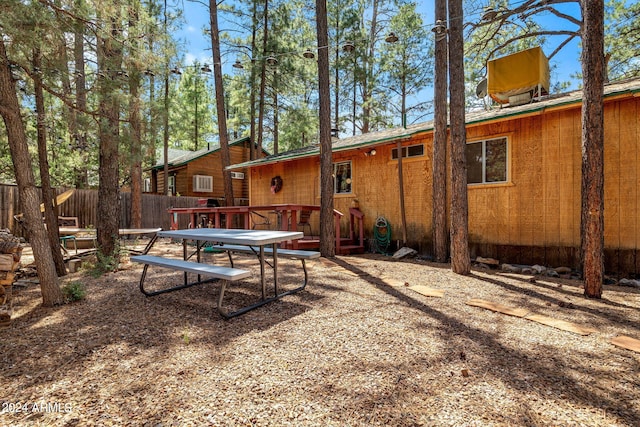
left=282, top=207, right=365, bottom=255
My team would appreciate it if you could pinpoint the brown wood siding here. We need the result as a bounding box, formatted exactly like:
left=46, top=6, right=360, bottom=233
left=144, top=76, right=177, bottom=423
left=249, top=138, right=433, bottom=249
left=182, top=145, right=249, bottom=199
left=153, top=142, right=252, bottom=201
left=466, top=109, right=583, bottom=250
left=245, top=94, right=640, bottom=275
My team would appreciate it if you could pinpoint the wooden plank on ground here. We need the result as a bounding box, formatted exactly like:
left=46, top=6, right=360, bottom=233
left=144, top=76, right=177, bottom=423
left=466, top=298, right=531, bottom=318
left=319, top=258, right=337, bottom=268
left=380, top=276, right=406, bottom=287
left=409, top=285, right=444, bottom=298
left=523, top=314, right=596, bottom=336
left=466, top=298, right=596, bottom=335
left=610, top=335, right=640, bottom=353
left=318, top=257, right=359, bottom=277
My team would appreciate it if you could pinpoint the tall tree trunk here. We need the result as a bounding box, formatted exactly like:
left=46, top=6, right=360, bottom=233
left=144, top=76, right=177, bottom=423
left=162, top=0, right=170, bottom=195
left=96, top=17, right=123, bottom=257
left=448, top=0, right=470, bottom=275
left=33, top=50, right=67, bottom=276
left=58, top=25, right=87, bottom=190
left=163, top=73, right=170, bottom=195
left=432, top=0, right=448, bottom=263
left=333, top=7, right=340, bottom=134
left=397, top=70, right=407, bottom=246
left=147, top=69, right=157, bottom=167
left=129, top=8, right=143, bottom=229
left=0, top=40, right=64, bottom=306
left=273, top=75, right=279, bottom=154
left=316, top=0, right=335, bottom=257
left=144, top=0, right=158, bottom=168
left=361, top=0, right=379, bottom=134
left=73, top=0, right=89, bottom=189
left=249, top=0, right=259, bottom=160
left=209, top=0, right=234, bottom=206
left=580, top=0, right=605, bottom=298
left=257, top=0, right=269, bottom=158
left=130, top=70, right=143, bottom=229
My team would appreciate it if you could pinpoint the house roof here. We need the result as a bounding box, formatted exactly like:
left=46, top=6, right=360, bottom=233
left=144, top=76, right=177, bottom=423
left=151, top=136, right=260, bottom=170
left=228, top=77, right=640, bottom=170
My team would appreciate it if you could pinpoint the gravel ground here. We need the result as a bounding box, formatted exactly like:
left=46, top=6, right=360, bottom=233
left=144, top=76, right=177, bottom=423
left=1, top=238, right=639, bottom=426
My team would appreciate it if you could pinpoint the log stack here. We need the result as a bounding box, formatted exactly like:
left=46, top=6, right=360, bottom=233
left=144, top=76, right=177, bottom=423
left=0, top=231, right=22, bottom=327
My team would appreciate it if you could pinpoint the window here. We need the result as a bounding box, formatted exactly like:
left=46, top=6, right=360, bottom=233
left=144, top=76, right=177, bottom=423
left=168, top=175, right=176, bottom=195
left=192, top=175, right=213, bottom=192
left=334, top=161, right=352, bottom=194
left=466, top=137, right=508, bottom=184
left=391, top=144, right=424, bottom=159
left=143, top=178, right=151, bottom=193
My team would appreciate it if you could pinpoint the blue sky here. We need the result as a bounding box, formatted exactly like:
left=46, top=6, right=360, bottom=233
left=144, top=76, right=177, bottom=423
left=173, top=1, right=583, bottom=106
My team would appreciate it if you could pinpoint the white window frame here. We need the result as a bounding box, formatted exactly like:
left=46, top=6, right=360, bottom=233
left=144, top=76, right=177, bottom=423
left=466, top=136, right=509, bottom=185
left=192, top=174, right=213, bottom=192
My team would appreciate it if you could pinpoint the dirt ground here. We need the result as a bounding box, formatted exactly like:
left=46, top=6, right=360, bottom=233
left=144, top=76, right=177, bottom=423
left=1, top=239, right=640, bottom=426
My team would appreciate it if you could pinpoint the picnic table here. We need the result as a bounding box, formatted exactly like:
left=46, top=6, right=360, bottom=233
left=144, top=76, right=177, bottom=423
left=58, top=227, right=162, bottom=254
left=131, top=228, right=320, bottom=318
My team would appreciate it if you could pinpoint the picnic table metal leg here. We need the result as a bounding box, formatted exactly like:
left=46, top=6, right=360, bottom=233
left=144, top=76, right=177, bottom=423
left=140, top=234, right=158, bottom=255
left=259, top=245, right=266, bottom=300
left=217, top=278, right=288, bottom=319
left=272, top=245, right=278, bottom=297
left=139, top=263, right=217, bottom=297
left=272, top=258, right=309, bottom=299
left=196, top=240, right=202, bottom=283
left=183, top=240, right=188, bottom=285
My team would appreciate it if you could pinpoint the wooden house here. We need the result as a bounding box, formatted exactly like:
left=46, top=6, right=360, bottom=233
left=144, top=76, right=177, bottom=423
left=229, top=77, right=640, bottom=276
left=148, top=136, right=266, bottom=204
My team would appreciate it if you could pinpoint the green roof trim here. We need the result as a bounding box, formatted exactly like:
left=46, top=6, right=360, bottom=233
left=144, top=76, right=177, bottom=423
left=151, top=136, right=254, bottom=170
left=228, top=77, right=640, bottom=170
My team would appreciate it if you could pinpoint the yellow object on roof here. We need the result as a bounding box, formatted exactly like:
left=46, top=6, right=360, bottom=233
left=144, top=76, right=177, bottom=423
left=487, top=46, right=550, bottom=104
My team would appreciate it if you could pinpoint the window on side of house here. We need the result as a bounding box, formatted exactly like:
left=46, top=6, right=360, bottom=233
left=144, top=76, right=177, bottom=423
left=168, top=175, right=176, bottom=195
left=391, top=144, right=425, bottom=160
left=466, top=137, right=508, bottom=184
left=334, top=161, right=352, bottom=194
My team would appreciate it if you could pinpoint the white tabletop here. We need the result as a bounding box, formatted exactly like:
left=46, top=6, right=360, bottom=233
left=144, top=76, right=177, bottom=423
left=157, top=228, right=303, bottom=246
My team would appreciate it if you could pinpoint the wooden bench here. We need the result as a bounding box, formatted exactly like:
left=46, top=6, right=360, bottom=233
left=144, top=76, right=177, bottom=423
left=131, top=254, right=251, bottom=318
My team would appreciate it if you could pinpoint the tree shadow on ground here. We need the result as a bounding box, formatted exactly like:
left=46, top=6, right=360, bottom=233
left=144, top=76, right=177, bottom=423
left=329, top=256, right=640, bottom=424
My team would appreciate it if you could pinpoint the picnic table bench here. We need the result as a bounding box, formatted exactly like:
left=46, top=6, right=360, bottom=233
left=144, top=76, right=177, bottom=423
left=131, top=255, right=251, bottom=318
left=207, top=244, right=320, bottom=290
left=131, top=228, right=314, bottom=319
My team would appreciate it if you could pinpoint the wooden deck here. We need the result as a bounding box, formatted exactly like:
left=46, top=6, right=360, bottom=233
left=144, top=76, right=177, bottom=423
left=167, top=204, right=365, bottom=255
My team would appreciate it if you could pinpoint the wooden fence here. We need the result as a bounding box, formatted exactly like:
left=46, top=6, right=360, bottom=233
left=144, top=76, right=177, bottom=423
left=0, top=184, right=202, bottom=238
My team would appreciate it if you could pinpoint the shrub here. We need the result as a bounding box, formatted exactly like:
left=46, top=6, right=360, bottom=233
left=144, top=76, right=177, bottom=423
left=62, top=281, right=86, bottom=302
